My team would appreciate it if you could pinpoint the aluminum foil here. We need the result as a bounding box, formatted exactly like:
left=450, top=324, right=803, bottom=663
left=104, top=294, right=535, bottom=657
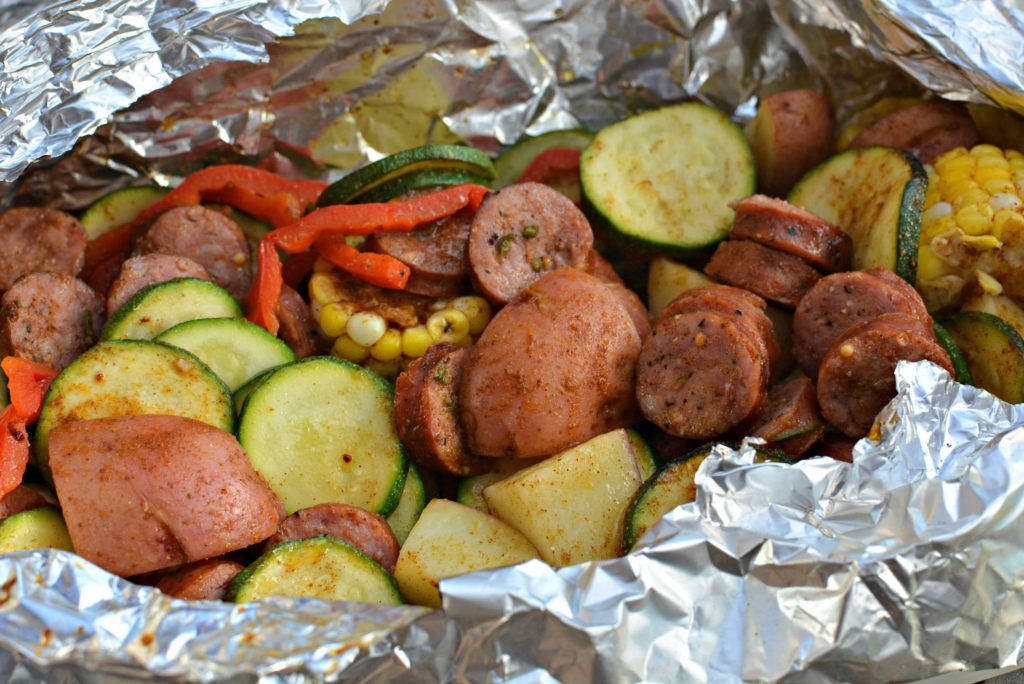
left=2, top=0, right=1024, bottom=682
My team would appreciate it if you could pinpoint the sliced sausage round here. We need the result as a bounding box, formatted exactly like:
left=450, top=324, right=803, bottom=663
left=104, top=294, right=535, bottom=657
left=729, top=195, right=852, bottom=273
left=0, top=484, right=53, bottom=522
left=275, top=284, right=319, bottom=359
left=263, top=503, right=399, bottom=574
left=792, top=270, right=926, bottom=380
left=817, top=312, right=954, bottom=438
left=606, top=283, right=651, bottom=339
left=155, top=559, right=245, bottom=601
left=659, top=285, right=780, bottom=370
left=816, top=435, right=857, bottom=463
left=0, top=208, right=87, bottom=291
left=134, top=206, right=251, bottom=299
left=106, top=253, right=211, bottom=316
left=583, top=249, right=625, bottom=287
left=705, top=240, right=821, bottom=308
left=366, top=207, right=472, bottom=298
left=395, top=342, right=488, bottom=476
left=467, top=182, right=593, bottom=305
left=863, top=267, right=931, bottom=326
left=744, top=376, right=824, bottom=458
left=637, top=310, right=769, bottom=440
left=0, top=273, right=105, bottom=370
left=461, top=268, right=640, bottom=458
left=848, top=100, right=979, bottom=164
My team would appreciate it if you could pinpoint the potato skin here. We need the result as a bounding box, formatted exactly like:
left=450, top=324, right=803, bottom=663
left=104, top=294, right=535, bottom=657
left=460, top=268, right=641, bottom=458
left=748, top=89, right=834, bottom=197
left=49, top=415, right=284, bottom=577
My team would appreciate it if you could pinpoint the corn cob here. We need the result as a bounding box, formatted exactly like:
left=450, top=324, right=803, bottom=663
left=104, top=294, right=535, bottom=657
left=308, top=259, right=492, bottom=379
left=916, top=144, right=1024, bottom=312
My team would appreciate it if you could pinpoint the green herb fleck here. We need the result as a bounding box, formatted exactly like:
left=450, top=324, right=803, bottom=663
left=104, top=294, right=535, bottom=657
left=444, top=398, right=458, bottom=415
left=521, top=224, right=540, bottom=239
left=530, top=257, right=545, bottom=272
left=433, top=366, right=448, bottom=385
left=496, top=233, right=515, bottom=256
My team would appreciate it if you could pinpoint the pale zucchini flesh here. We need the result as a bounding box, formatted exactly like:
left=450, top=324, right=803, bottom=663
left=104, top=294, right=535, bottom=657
left=102, top=278, right=242, bottom=341
left=156, top=317, right=295, bottom=392
left=626, top=428, right=658, bottom=480
left=34, top=340, right=233, bottom=480
left=386, top=463, right=427, bottom=546
left=944, top=311, right=1024, bottom=403
left=0, top=508, right=73, bottom=553
left=230, top=536, right=402, bottom=604
left=788, top=146, right=926, bottom=282
left=79, top=186, right=168, bottom=240
left=580, top=102, right=755, bottom=256
left=238, top=357, right=407, bottom=516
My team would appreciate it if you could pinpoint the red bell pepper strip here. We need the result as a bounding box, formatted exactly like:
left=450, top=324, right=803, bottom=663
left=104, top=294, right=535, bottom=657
left=516, top=147, right=581, bottom=184
left=315, top=236, right=411, bottom=290
left=0, top=357, right=59, bottom=498
left=247, top=183, right=490, bottom=334
left=131, top=165, right=328, bottom=231
left=83, top=223, right=133, bottom=279
left=280, top=250, right=319, bottom=290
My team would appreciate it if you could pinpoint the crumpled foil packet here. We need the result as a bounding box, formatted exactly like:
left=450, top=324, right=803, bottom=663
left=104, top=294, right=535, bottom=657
left=2, top=0, right=1024, bottom=681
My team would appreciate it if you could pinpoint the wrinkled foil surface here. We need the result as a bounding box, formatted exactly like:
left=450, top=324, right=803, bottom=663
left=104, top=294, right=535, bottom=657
left=2, top=0, right=1024, bottom=682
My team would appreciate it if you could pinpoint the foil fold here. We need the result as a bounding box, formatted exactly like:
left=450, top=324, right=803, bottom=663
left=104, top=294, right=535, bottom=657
left=2, top=0, right=1024, bottom=681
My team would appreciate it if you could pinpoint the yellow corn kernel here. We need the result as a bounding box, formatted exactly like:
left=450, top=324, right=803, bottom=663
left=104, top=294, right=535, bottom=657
left=971, top=144, right=1003, bottom=158
left=955, top=203, right=993, bottom=235
left=938, top=175, right=976, bottom=202
left=426, top=309, right=471, bottom=344
left=922, top=214, right=954, bottom=241
left=310, top=273, right=341, bottom=305
left=951, top=187, right=990, bottom=211
left=960, top=234, right=1002, bottom=250
left=449, top=296, right=491, bottom=335
left=364, top=358, right=400, bottom=381
left=429, top=299, right=450, bottom=312
left=935, top=149, right=974, bottom=175
left=993, top=209, right=1024, bottom=240
left=916, top=245, right=951, bottom=281
left=346, top=311, right=387, bottom=347
left=370, top=328, right=403, bottom=362
left=976, top=270, right=1004, bottom=296
left=313, top=256, right=334, bottom=273
left=319, top=302, right=354, bottom=338
left=402, top=325, right=433, bottom=358
left=332, top=335, right=369, bottom=363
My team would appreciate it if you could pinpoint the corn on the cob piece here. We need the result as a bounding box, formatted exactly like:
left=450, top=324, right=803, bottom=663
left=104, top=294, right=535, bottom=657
left=309, top=267, right=493, bottom=379
left=917, top=144, right=1024, bottom=312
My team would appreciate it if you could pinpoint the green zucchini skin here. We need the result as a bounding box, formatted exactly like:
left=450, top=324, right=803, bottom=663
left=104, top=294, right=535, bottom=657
left=386, top=463, right=428, bottom=546
left=944, top=311, right=1024, bottom=403
left=317, top=144, right=496, bottom=207
left=493, top=129, right=594, bottom=188
left=353, top=168, right=491, bottom=204
left=228, top=536, right=402, bottom=604
left=932, top=321, right=974, bottom=385
left=79, top=186, right=168, bottom=240
left=580, top=102, right=756, bottom=258
left=102, top=278, right=242, bottom=341
left=788, top=146, right=926, bottom=283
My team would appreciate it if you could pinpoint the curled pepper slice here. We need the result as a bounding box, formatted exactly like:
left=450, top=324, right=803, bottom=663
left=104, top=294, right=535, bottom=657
left=0, top=357, right=59, bottom=497
left=247, top=183, right=490, bottom=335
left=516, top=147, right=582, bottom=184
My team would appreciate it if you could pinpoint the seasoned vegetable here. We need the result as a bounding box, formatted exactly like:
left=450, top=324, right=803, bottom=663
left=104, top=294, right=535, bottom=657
left=0, top=508, right=72, bottom=553
left=944, top=310, right=1024, bottom=403
left=79, top=186, right=168, bottom=240
left=102, top=278, right=242, bottom=341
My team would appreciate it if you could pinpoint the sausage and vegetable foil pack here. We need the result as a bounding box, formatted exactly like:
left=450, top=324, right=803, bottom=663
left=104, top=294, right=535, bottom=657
left=2, top=0, right=1024, bottom=682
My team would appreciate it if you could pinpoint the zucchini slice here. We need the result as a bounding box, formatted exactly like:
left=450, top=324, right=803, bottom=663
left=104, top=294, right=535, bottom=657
left=493, top=129, right=594, bottom=188
left=386, top=462, right=428, bottom=546
left=155, top=317, right=295, bottom=392
left=354, top=168, right=492, bottom=204
left=455, top=457, right=544, bottom=514
left=0, top=508, right=73, bottom=553
left=229, top=536, right=402, bottom=605
left=34, top=340, right=233, bottom=480
left=943, top=311, right=1024, bottom=403
left=788, top=146, right=927, bottom=283
left=79, top=186, right=169, bottom=240
left=932, top=321, right=974, bottom=385
left=622, top=443, right=787, bottom=553
left=626, top=428, right=658, bottom=480
left=317, top=144, right=496, bottom=207
left=646, top=257, right=714, bottom=318
left=102, top=278, right=242, bottom=341
left=232, top=368, right=272, bottom=415
left=237, top=357, right=407, bottom=516
left=580, top=102, right=755, bottom=256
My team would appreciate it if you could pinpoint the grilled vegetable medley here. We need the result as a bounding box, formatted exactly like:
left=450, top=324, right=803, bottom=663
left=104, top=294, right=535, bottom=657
left=0, top=91, right=1023, bottom=608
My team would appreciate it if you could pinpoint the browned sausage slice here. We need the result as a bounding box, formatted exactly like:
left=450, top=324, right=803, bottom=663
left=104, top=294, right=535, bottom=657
left=849, top=100, right=980, bottom=164
left=705, top=240, right=821, bottom=308
left=49, top=415, right=284, bottom=577
left=863, top=267, right=931, bottom=326
left=792, top=270, right=925, bottom=380
left=636, top=310, right=769, bottom=439
left=659, top=285, right=780, bottom=369
left=0, top=484, right=53, bottom=522
left=0, top=273, right=105, bottom=370
left=275, top=284, right=319, bottom=359
left=395, top=342, right=488, bottom=476
left=729, top=195, right=852, bottom=273
left=366, top=207, right=472, bottom=298
left=582, top=250, right=624, bottom=287
left=135, top=206, right=251, bottom=299
left=263, top=503, right=399, bottom=574
left=817, top=312, right=954, bottom=438
left=461, top=269, right=640, bottom=458
left=816, top=435, right=857, bottom=463
left=0, top=208, right=87, bottom=291
left=107, top=253, right=211, bottom=316
left=744, top=376, right=824, bottom=458
left=155, top=559, right=245, bottom=601
left=467, top=183, right=593, bottom=305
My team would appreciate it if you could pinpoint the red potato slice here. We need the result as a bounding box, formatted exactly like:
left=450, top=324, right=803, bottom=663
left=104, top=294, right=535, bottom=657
left=460, top=268, right=641, bottom=458
left=746, top=90, right=835, bottom=197
left=49, top=415, right=284, bottom=578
